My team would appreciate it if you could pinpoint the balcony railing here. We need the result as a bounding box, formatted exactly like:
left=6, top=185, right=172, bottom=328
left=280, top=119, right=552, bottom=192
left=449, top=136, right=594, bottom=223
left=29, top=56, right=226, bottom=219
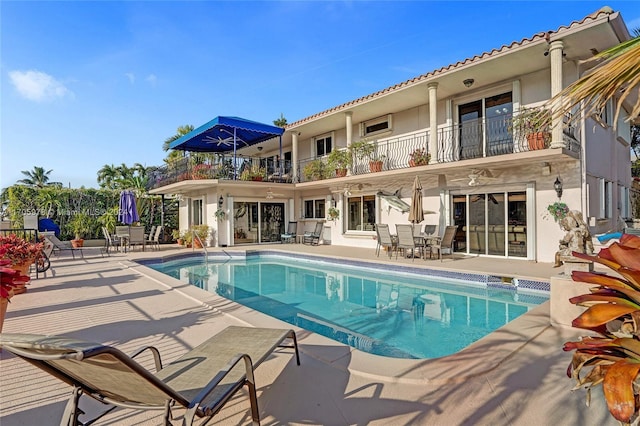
left=149, top=114, right=581, bottom=188
left=147, top=154, right=293, bottom=191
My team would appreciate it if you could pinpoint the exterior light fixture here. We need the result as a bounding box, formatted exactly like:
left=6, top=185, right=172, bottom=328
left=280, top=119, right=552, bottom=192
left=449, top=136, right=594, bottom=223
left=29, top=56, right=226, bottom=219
left=463, top=78, right=474, bottom=88
left=218, top=196, right=224, bottom=208
left=554, top=176, right=563, bottom=199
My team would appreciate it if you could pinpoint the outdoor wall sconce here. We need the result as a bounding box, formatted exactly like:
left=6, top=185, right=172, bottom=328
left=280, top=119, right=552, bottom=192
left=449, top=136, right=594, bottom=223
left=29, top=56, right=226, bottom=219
left=554, top=176, right=563, bottom=199
left=218, top=196, right=224, bottom=208
left=463, top=78, right=474, bottom=88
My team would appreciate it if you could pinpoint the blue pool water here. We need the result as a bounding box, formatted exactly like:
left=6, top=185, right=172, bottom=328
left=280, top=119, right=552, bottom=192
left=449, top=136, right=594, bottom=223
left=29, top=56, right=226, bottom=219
left=145, top=254, right=548, bottom=359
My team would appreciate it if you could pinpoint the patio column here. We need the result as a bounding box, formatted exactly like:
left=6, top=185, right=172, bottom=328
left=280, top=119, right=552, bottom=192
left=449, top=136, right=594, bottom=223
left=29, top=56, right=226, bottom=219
left=549, top=40, right=566, bottom=149
left=291, top=131, right=299, bottom=183
left=345, top=111, right=353, bottom=148
left=428, top=83, right=438, bottom=162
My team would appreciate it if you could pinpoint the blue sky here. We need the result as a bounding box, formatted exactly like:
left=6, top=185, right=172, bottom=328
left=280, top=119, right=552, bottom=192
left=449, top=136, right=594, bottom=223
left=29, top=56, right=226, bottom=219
left=2, top=1, right=639, bottom=189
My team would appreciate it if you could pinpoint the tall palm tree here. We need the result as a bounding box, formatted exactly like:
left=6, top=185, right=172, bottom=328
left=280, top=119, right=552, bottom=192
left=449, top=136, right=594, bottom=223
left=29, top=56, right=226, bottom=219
left=18, top=166, right=53, bottom=188
left=553, top=35, right=640, bottom=126
left=163, top=125, right=194, bottom=151
left=97, top=164, right=119, bottom=190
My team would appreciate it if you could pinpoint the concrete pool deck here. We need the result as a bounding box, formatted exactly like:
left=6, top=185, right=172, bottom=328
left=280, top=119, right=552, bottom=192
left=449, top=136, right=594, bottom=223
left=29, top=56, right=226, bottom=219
left=0, top=245, right=617, bottom=425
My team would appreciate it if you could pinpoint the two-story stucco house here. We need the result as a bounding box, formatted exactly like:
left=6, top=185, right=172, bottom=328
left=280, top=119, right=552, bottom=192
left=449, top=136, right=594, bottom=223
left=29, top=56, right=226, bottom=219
left=149, top=7, right=635, bottom=263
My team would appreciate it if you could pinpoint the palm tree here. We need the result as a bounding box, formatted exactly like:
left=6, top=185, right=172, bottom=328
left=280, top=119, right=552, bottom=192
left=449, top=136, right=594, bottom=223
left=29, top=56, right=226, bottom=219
left=273, top=113, right=288, bottom=128
left=163, top=125, right=194, bottom=151
left=18, top=166, right=53, bottom=188
left=552, top=35, right=640, bottom=126
left=97, top=164, right=119, bottom=190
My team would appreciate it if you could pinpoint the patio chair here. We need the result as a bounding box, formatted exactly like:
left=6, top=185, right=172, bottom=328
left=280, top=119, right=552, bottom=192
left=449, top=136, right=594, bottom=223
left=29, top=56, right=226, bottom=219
left=128, top=226, right=146, bottom=251
left=0, top=326, right=300, bottom=426
left=302, top=222, right=323, bottom=245
left=430, top=225, right=458, bottom=261
left=281, top=221, right=297, bottom=243
left=395, top=224, right=422, bottom=261
left=375, top=224, right=397, bottom=258
left=43, top=233, right=83, bottom=259
left=149, top=226, right=162, bottom=250
left=146, top=225, right=157, bottom=244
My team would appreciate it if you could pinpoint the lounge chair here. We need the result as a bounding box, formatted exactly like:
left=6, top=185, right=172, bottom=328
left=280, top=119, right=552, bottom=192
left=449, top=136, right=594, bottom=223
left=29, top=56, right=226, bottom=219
left=0, top=326, right=300, bottom=426
left=281, top=222, right=297, bottom=243
left=302, top=222, right=323, bottom=245
left=43, top=233, right=83, bottom=259
left=375, top=224, right=397, bottom=258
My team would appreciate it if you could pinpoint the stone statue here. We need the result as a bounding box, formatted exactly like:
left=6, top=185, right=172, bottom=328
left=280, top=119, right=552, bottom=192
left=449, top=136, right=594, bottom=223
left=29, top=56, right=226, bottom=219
left=554, top=210, right=594, bottom=267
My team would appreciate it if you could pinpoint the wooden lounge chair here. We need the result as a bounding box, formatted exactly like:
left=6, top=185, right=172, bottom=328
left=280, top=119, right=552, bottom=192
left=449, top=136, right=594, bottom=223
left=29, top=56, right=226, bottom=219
left=0, top=326, right=300, bottom=426
left=302, top=222, right=323, bottom=245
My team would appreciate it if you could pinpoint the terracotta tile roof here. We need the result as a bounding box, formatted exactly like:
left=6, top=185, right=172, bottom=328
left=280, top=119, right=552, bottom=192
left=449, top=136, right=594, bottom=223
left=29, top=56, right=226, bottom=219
left=286, top=7, right=615, bottom=129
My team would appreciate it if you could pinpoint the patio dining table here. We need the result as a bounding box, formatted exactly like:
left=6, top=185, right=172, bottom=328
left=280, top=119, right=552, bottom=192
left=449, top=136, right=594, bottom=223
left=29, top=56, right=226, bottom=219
left=414, top=233, right=442, bottom=259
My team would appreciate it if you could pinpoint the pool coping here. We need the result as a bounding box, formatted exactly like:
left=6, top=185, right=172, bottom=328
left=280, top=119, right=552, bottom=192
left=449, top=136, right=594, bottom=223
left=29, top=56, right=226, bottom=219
left=129, top=250, right=552, bottom=385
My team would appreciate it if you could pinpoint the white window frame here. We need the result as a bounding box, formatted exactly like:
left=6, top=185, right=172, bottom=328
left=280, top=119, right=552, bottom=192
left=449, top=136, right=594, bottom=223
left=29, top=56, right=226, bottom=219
left=303, top=198, right=326, bottom=219
left=313, top=132, right=334, bottom=158
left=620, top=185, right=630, bottom=218
left=345, top=193, right=377, bottom=233
left=191, top=197, right=204, bottom=226
left=598, top=178, right=613, bottom=219
left=360, top=114, right=393, bottom=137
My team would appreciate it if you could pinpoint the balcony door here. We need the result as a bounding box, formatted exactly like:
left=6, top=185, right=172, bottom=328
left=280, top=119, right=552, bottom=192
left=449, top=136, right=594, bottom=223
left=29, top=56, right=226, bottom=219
left=458, top=92, right=513, bottom=160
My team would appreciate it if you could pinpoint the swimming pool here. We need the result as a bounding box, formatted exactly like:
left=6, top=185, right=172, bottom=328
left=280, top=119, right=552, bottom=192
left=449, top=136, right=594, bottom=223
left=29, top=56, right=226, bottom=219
left=145, top=253, right=548, bottom=359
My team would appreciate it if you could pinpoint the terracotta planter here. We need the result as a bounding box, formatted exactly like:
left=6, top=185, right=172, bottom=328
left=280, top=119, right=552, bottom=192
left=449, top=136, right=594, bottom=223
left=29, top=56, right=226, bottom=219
left=11, top=259, right=34, bottom=275
left=193, top=239, right=203, bottom=249
left=526, top=132, right=548, bottom=150
left=252, top=176, right=263, bottom=181
left=0, top=297, right=8, bottom=334
left=335, top=168, right=347, bottom=177
left=71, top=239, right=84, bottom=248
left=369, top=161, right=383, bottom=173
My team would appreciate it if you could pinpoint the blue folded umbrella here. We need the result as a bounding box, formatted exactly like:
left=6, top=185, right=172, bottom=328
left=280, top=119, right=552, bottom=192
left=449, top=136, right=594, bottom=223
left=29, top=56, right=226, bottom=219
left=597, top=232, right=622, bottom=243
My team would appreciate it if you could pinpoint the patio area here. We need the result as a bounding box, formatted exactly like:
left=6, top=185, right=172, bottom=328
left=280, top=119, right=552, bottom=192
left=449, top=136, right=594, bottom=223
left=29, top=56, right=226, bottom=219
left=0, top=245, right=616, bottom=425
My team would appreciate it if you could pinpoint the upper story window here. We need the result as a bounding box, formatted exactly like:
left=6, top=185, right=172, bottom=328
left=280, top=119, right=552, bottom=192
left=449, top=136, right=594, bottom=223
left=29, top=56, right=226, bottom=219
left=360, top=114, right=393, bottom=137
left=594, top=100, right=612, bottom=128
left=315, top=133, right=333, bottom=157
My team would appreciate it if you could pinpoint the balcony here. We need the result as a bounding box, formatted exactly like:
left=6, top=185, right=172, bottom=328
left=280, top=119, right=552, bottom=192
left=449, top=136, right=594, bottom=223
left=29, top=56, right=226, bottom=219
left=147, top=155, right=293, bottom=191
left=149, top=114, right=581, bottom=189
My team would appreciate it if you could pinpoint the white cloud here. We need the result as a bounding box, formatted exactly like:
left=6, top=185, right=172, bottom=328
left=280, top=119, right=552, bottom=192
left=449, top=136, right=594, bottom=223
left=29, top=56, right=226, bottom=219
left=8, top=70, right=72, bottom=102
left=125, top=72, right=136, bottom=84
left=146, top=74, right=157, bottom=87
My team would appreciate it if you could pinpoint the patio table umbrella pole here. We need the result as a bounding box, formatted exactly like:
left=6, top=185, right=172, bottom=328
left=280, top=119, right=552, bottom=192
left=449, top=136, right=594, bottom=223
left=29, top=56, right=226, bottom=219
left=408, top=176, right=424, bottom=258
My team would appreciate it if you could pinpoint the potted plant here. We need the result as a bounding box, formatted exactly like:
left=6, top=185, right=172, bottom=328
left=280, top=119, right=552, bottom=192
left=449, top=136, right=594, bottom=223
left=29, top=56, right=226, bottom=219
left=547, top=202, right=569, bottom=222
left=563, top=234, right=640, bottom=424
left=214, top=208, right=226, bottom=221
left=350, top=139, right=385, bottom=172
left=327, top=207, right=340, bottom=221
left=510, top=107, right=551, bottom=150
left=69, top=212, right=92, bottom=248
left=191, top=225, right=210, bottom=248
left=0, top=235, right=41, bottom=294
left=327, top=149, right=352, bottom=177
left=408, top=148, right=430, bottom=167
left=0, top=258, right=31, bottom=332
left=303, top=159, right=328, bottom=181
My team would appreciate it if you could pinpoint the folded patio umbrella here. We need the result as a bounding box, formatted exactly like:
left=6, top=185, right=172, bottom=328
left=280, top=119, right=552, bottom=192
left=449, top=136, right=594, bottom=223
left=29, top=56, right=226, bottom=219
left=118, top=190, right=139, bottom=225
left=408, top=176, right=424, bottom=224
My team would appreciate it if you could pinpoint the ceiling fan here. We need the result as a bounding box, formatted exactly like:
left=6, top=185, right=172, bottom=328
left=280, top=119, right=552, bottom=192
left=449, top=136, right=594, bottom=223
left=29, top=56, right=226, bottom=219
left=265, top=187, right=285, bottom=199
left=452, top=169, right=497, bottom=186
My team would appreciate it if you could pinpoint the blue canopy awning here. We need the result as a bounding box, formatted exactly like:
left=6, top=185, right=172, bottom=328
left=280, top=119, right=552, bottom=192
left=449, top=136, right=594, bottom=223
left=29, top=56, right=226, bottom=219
left=169, top=116, right=285, bottom=153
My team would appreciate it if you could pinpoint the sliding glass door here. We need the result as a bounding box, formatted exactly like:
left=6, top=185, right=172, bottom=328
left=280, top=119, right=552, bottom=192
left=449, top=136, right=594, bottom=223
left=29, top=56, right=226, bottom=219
left=232, top=201, right=285, bottom=244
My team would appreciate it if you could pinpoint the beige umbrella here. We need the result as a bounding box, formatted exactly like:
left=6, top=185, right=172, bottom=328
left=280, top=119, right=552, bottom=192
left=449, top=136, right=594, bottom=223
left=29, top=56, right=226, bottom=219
left=408, top=176, right=424, bottom=224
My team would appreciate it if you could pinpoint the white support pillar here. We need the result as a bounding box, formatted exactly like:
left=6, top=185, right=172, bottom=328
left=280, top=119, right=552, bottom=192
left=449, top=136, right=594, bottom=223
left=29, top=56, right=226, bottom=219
left=512, top=79, right=522, bottom=152
left=549, top=40, right=566, bottom=149
left=291, top=131, right=299, bottom=182
left=428, top=83, right=438, bottom=162
left=345, top=111, right=353, bottom=148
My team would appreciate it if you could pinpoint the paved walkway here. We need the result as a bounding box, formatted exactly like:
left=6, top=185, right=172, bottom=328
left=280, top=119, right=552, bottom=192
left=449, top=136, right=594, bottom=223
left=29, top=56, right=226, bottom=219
left=0, top=245, right=616, bottom=425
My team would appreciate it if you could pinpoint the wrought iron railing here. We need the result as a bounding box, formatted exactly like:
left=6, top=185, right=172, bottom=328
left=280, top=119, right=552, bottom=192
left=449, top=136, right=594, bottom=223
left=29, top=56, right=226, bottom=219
left=147, top=154, right=293, bottom=190
left=150, top=113, right=582, bottom=187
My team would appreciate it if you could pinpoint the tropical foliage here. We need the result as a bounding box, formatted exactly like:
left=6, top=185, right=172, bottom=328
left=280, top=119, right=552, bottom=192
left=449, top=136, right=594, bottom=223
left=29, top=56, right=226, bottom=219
left=564, top=234, right=640, bottom=424
left=17, top=166, right=61, bottom=188
left=547, top=202, right=570, bottom=222
left=0, top=259, right=30, bottom=300
left=0, top=234, right=44, bottom=265
left=551, top=35, right=640, bottom=127
left=273, top=113, right=288, bottom=128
